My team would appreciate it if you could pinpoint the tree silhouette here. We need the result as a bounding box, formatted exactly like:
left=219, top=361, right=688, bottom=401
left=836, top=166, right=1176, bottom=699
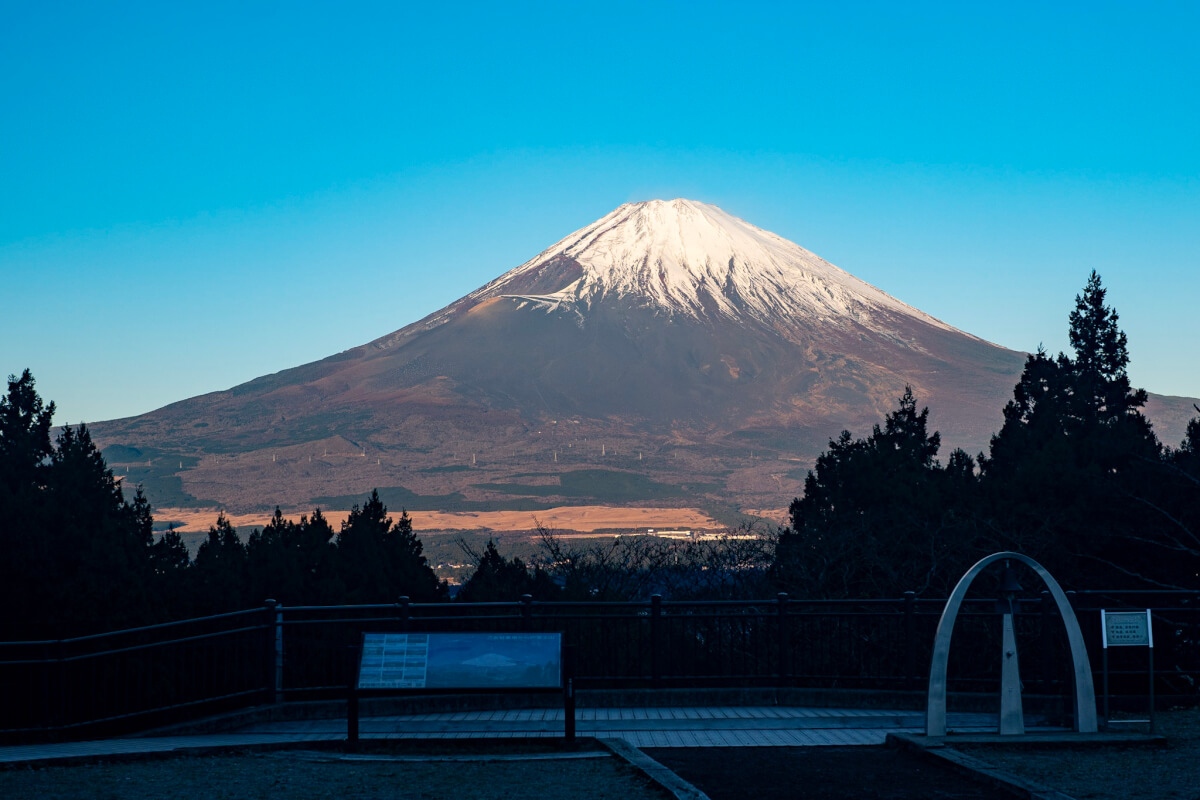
left=0, top=371, right=172, bottom=635
left=457, top=539, right=558, bottom=602
left=773, top=387, right=981, bottom=598
left=335, top=490, right=445, bottom=603
left=981, top=272, right=1164, bottom=586
left=193, top=514, right=249, bottom=613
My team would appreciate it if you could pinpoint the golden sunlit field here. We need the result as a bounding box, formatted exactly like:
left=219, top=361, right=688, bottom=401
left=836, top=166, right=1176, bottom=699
left=156, top=505, right=723, bottom=536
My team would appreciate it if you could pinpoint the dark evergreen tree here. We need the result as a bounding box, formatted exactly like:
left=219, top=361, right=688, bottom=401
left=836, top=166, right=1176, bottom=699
left=0, top=370, right=57, bottom=637
left=44, top=424, right=157, bottom=631
left=980, top=272, right=1163, bottom=586
left=0, top=369, right=55, bottom=493
left=296, top=508, right=343, bottom=603
left=149, top=525, right=192, bottom=619
left=772, top=388, right=982, bottom=598
left=192, top=514, right=248, bottom=613
left=0, top=371, right=180, bottom=636
left=335, top=491, right=446, bottom=603
left=245, top=507, right=343, bottom=605
left=456, top=539, right=559, bottom=602
left=247, top=508, right=303, bottom=606
left=382, top=507, right=447, bottom=602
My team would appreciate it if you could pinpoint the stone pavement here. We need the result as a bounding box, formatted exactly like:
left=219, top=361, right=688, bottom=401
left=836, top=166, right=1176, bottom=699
left=0, top=707, right=1041, bottom=764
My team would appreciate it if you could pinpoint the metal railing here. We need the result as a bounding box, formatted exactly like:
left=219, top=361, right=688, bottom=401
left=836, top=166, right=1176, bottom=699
left=3, top=590, right=1198, bottom=742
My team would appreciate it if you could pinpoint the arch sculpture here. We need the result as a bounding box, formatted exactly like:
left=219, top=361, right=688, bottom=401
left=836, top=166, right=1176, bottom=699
left=925, top=551, right=1098, bottom=736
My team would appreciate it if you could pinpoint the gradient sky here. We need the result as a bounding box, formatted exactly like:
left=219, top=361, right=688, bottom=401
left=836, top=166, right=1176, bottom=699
left=2, top=1, right=1197, bottom=434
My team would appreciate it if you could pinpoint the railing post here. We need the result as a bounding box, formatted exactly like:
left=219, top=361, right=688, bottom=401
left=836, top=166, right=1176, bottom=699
left=777, top=593, right=789, bottom=683
left=265, top=599, right=282, bottom=704
left=1191, top=593, right=1200, bottom=692
left=1040, top=590, right=1054, bottom=696
left=1190, top=592, right=1200, bottom=690
left=398, top=596, right=411, bottom=633
left=650, top=594, right=663, bottom=688
left=53, top=638, right=66, bottom=740
left=903, top=591, right=916, bottom=690
left=563, top=643, right=577, bottom=744
left=521, top=594, right=534, bottom=632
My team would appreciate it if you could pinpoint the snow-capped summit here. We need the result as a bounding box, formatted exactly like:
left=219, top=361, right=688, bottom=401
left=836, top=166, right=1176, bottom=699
left=470, top=199, right=962, bottom=335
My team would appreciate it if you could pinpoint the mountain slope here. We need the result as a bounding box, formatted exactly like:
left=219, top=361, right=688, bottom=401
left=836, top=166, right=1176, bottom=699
left=88, top=200, right=1197, bottom=515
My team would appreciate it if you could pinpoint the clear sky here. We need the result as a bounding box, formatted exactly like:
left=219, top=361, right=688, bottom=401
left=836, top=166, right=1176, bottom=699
left=2, top=1, right=1197, bottom=429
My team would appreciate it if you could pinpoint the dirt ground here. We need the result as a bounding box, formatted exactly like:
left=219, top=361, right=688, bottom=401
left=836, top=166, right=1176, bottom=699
left=645, top=745, right=1013, bottom=800
left=957, top=707, right=1200, bottom=800
left=156, top=505, right=722, bottom=535
left=0, top=747, right=669, bottom=800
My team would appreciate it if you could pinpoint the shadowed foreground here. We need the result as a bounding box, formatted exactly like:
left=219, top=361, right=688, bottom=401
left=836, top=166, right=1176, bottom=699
left=646, top=746, right=1011, bottom=800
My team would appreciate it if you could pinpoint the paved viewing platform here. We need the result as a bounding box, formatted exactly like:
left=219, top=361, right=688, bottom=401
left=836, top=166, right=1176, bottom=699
left=0, top=707, right=1043, bottom=764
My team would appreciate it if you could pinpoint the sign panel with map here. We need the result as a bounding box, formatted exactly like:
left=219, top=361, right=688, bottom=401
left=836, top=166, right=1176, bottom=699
left=357, top=632, right=562, bottom=690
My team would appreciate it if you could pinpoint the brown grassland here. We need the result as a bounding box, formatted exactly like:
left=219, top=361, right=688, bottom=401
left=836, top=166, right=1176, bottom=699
left=156, top=505, right=723, bottom=535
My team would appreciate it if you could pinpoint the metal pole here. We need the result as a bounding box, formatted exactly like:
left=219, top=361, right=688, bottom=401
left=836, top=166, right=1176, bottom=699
left=1103, top=647, right=1110, bottom=730
left=777, top=593, right=789, bottom=683
left=650, top=594, right=662, bottom=688
left=1148, top=646, right=1156, bottom=735
left=521, top=594, right=534, bottom=633
left=1148, top=609, right=1156, bottom=735
left=563, top=643, right=577, bottom=745
left=902, top=591, right=915, bottom=690
left=265, top=599, right=283, bottom=705
left=1040, top=591, right=1054, bottom=697
left=1101, top=609, right=1109, bottom=729
left=347, top=644, right=360, bottom=749
left=398, top=596, right=411, bottom=633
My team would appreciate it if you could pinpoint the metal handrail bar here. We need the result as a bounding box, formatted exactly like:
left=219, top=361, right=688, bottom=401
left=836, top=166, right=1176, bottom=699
left=65, top=607, right=267, bottom=643
left=280, top=617, right=433, bottom=627
left=0, top=596, right=1189, bottom=649
left=1070, top=589, right=1200, bottom=595
left=280, top=614, right=523, bottom=627
left=29, top=687, right=267, bottom=732
left=280, top=603, right=419, bottom=612
left=57, top=624, right=269, bottom=662
left=1, top=624, right=268, bottom=666
left=2, top=607, right=269, bottom=647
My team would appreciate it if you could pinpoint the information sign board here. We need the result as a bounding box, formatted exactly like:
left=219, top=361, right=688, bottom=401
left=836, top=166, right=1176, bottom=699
left=1101, top=610, right=1153, bottom=648
left=357, top=632, right=562, bottom=690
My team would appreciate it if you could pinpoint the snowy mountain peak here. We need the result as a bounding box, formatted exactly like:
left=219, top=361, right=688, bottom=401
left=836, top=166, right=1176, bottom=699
left=471, top=199, right=964, bottom=335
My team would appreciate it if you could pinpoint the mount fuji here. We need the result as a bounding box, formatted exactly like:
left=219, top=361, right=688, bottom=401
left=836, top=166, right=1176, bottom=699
left=89, top=200, right=1198, bottom=516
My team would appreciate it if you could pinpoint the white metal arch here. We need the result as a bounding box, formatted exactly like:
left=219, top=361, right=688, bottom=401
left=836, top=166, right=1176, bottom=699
left=925, top=551, right=1097, bottom=736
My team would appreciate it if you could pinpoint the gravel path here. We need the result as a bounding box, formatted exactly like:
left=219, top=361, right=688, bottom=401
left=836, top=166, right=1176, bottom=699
left=957, top=708, right=1200, bottom=800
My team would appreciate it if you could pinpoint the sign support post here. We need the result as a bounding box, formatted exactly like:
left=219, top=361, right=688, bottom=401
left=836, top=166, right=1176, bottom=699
left=1100, top=609, right=1154, bottom=734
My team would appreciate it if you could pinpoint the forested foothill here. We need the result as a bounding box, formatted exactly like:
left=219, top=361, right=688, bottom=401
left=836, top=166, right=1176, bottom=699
left=774, top=272, right=1200, bottom=597
left=1, top=273, right=1197, bottom=639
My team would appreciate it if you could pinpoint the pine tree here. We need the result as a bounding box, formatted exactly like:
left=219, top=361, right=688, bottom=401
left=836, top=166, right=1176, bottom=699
left=193, top=514, right=248, bottom=612
left=981, top=273, right=1162, bottom=586
left=335, top=491, right=446, bottom=603
left=0, top=370, right=57, bottom=637
left=457, top=540, right=555, bottom=602
left=773, top=388, right=980, bottom=598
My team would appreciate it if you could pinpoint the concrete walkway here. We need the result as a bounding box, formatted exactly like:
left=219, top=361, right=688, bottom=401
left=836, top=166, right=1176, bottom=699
left=0, top=707, right=1042, bottom=764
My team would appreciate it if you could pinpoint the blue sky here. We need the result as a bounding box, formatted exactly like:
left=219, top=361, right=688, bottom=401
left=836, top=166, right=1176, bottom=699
left=2, top=1, right=1197, bottom=430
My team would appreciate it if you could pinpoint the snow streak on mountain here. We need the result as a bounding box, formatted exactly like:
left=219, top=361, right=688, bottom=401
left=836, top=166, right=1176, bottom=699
left=471, top=198, right=969, bottom=335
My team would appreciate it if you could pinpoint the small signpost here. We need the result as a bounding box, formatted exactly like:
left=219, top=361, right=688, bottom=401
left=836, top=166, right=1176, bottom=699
left=348, top=632, right=573, bottom=745
left=1101, top=609, right=1154, bottom=733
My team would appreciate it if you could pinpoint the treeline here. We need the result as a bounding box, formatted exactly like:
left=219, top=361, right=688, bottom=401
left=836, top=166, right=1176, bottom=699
left=0, top=374, right=448, bottom=639
left=0, top=366, right=772, bottom=640
left=772, top=272, right=1200, bottom=597
left=2, top=273, right=1197, bottom=638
